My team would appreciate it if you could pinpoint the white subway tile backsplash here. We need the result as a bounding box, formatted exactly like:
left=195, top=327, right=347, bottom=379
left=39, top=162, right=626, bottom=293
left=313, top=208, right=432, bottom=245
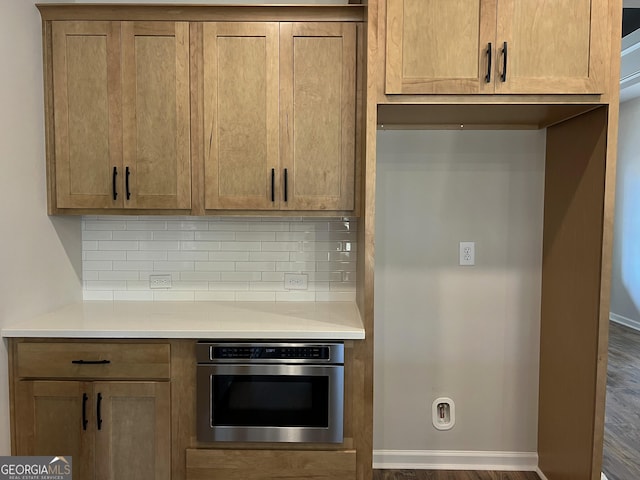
left=236, top=261, right=275, bottom=272
left=98, top=271, right=140, bottom=281
left=139, top=241, right=180, bottom=251
left=180, top=271, right=222, bottom=282
left=168, top=251, right=209, bottom=261
left=181, top=241, right=221, bottom=251
left=209, top=282, right=250, bottom=291
left=235, top=232, right=276, bottom=242
left=113, top=231, right=153, bottom=241
left=85, top=251, right=127, bottom=261
left=83, top=261, right=112, bottom=271
left=249, top=252, right=290, bottom=262
left=127, top=251, right=167, bottom=261
left=153, top=231, right=195, bottom=241
left=113, top=260, right=154, bottom=271
left=220, top=241, right=261, bottom=251
left=99, top=241, right=139, bottom=251
left=209, top=251, right=250, bottom=261
left=154, top=261, right=195, bottom=271
left=221, top=272, right=262, bottom=282
left=195, top=261, right=236, bottom=272
left=83, top=231, right=113, bottom=241
left=168, top=220, right=208, bottom=231
left=195, top=231, right=235, bottom=241
left=82, top=217, right=356, bottom=302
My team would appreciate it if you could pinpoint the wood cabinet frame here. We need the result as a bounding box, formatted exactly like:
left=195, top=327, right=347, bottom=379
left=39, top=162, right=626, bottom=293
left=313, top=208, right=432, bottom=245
left=360, top=1, right=622, bottom=480
left=38, top=5, right=365, bottom=217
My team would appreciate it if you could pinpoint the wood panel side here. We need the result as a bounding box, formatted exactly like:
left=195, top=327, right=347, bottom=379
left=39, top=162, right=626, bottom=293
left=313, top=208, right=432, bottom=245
left=538, top=106, right=608, bottom=480
left=185, top=449, right=356, bottom=480
left=591, top=1, right=622, bottom=476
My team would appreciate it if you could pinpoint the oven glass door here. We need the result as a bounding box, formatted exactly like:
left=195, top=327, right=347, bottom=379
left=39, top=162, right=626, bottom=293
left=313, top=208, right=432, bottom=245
left=199, top=363, right=344, bottom=443
left=213, top=374, right=328, bottom=427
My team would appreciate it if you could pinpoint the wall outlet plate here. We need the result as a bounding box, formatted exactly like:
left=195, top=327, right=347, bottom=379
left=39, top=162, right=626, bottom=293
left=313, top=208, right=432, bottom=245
left=459, top=241, right=475, bottom=266
left=284, top=273, right=308, bottom=290
left=149, top=274, right=172, bottom=289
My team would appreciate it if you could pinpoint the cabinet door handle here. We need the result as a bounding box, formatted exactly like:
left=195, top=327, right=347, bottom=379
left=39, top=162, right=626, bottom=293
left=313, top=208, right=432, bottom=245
left=82, top=393, right=88, bottom=431
left=112, top=167, right=118, bottom=200
left=485, top=43, right=492, bottom=83
left=97, top=393, right=103, bottom=430
left=271, top=168, right=275, bottom=202
left=500, top=41, right=508, bottom=82
left=283, top=168, right=288, bottom=203
left=125, top=166, right=131, bottom=200
left=71, top=359, right=111, bottom=365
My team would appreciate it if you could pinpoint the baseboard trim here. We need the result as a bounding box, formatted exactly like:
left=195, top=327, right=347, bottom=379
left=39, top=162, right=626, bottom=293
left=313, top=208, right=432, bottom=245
left=536, top=467, right=549, bottom=480
left=610, top=312, right=640, bottom=332
left=373, top=450, right=538, bottom=471
left=602, top=473, right=609, bottom=480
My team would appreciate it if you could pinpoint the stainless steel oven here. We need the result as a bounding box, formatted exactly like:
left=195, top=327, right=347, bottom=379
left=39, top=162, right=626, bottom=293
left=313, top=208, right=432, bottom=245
left=196, top=342, right=344, bottom=443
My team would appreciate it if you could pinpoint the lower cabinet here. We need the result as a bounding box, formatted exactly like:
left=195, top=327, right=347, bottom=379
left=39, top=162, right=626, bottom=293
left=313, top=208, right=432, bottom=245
left=14, top=380, right=170, bottom=480
left=185, top=449, right=356, bottom=480
left=10, top=340, right=171, bottom=480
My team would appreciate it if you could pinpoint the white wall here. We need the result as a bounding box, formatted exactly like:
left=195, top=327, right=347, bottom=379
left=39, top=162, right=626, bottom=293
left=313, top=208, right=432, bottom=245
left=610, top=96, right=640, bottom=329
left=374, top=130, right=545, bottom=465
left=0, top=0, right=82, bottom=454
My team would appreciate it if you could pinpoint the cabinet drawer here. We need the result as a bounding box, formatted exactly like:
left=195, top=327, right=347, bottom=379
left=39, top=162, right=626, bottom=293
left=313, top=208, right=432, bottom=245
left=15, top=342, right=170, bottom=380
left=186, top=449, right=356, bottom=480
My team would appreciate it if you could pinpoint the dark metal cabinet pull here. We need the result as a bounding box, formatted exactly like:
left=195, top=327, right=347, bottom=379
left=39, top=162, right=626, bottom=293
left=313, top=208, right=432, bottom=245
left=82, top=393, right=88, bottom=431
left=125, top=166, right=131, bottom=200
left=485, top=43, right=492, bottom=83
left=271, top=168, right=275, bottom=202
left=284, top=168, right=288, bottom=202
left=71, top=359, right=111, bottom=365
left=112, top=167, right=118, bottom=200
left=97, top=393, right=103, bottom=430
left=500, top=41, right=508, bottom=82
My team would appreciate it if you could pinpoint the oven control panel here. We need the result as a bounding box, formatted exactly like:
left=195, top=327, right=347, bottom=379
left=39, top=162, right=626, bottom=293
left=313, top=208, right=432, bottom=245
left=196, top=342, right=344, bottom=364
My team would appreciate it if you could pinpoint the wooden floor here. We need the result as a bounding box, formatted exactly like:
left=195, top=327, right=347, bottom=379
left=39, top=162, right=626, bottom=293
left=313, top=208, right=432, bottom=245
left=372, top=471, right=539, bottom=480
left=602, top=322, right=640, bottom=480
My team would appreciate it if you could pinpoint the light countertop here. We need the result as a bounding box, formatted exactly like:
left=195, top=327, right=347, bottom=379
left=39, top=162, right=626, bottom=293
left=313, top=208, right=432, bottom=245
left=0, top=301, right=365, bottom=340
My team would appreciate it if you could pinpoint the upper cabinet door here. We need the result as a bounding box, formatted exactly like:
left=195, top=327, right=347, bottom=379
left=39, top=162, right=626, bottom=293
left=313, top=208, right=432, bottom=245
left=52, top=21, right=123, bottom=209
left=203, top=22, right=280, bottom=210
left=386, top=0, right=497, bottom=94
left=280, top=23, right=357, bottom=211
left=494, top=0, right=605, bottom=94
left=121, top=22, right=191, bottom=209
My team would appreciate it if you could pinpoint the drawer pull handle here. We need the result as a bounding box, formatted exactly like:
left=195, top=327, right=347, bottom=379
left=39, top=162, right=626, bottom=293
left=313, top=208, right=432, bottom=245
left=82, top=393, right=88, bottom=431
left=71, top=359, right=111, bottom=365
left=97, top=393, right=103, bottom=430
left=283, top=168, right=288, bottom=202
left=500, top=41, right=508, bottom=82
left=125, top=166, right=131, bottom=200
left=485, top=42, right=492, bottom=83
left=271, top=168, right=275, bottom=202
left=112, top=167, right=118, bottom=201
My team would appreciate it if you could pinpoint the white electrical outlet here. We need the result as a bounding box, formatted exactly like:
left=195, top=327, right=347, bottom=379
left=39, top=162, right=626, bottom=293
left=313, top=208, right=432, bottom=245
left=284, top=273, right=308, bottom=290
left=459, top=241, right=475, bottom=266
left=149, top=274, right=172, bottom=289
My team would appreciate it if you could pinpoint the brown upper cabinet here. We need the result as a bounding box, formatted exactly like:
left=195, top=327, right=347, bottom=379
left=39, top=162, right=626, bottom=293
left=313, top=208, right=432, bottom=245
left=201, top=22, right=357, bottom=212
left=385, top=0, right=607, bottom=95
left=50, top=21, right=191, bottom=211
